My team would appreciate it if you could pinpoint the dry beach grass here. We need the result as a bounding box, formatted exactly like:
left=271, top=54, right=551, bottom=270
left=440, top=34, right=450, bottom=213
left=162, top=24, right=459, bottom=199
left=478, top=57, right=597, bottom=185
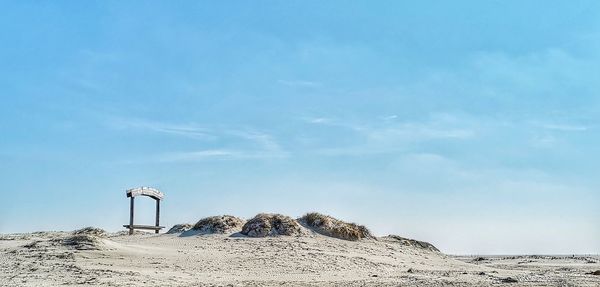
left=241, top=213, right=303, bottom=237
left=60, top=227, right=108, bottom=250
left=166, top=223, right=193, bottom=234
left=194, top=215, right=245, bottom=234
left=300, top=212, right=372, bottom=241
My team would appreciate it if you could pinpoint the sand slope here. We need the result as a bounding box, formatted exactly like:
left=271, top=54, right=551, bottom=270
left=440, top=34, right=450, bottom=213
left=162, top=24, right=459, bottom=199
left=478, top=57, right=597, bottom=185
left=1, top=230, right=599, bottom=286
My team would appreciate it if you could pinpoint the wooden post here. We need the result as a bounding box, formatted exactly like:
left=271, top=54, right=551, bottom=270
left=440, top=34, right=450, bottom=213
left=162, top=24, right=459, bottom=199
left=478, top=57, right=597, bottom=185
left=155, top=199, right=160, bottom=234
left=129, top=197, right=135, bottom=235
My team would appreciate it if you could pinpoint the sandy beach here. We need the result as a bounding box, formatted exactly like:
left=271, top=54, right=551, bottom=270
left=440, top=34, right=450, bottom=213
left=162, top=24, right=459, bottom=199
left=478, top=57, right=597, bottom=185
left=4, top=2, right=600, bottom=286
left=1, top=219, right=599, bottom=287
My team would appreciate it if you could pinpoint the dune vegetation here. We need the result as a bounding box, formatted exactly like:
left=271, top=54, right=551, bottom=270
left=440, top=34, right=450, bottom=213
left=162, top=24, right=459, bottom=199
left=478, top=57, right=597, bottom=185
left=241, top=213, right=303, bottom=237
left=299, top=212, right=372, bottom=241
left=166, top=223, right=193, bottom=234
left=193, top=215, right=245, bottom=234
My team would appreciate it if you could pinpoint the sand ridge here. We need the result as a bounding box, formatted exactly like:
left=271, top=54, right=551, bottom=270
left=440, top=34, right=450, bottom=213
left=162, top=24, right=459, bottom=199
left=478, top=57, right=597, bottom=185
left=1, top=230, right=599, bottom=286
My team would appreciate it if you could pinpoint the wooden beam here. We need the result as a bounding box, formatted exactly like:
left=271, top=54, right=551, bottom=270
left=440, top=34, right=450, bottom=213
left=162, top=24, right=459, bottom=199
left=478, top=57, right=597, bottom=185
left=129, top=197, right=134, bottom=235
left=122, top=225, right=164, bottom=230
left=126, top=187, right=164, bottom=200
left=155, top=199, right=160, bottom=234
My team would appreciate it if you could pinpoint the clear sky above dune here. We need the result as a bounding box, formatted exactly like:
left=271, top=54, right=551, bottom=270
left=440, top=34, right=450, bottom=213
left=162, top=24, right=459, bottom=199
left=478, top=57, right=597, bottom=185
left=1, top=1, right=599, bottom=254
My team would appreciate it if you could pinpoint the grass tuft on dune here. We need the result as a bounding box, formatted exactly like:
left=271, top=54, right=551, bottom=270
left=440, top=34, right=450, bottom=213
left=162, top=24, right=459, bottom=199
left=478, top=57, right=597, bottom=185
left=300, top=212, right=372, bottom=241
left=167, top=223, right=193, bottom=234
left=242, top=213, right=303, bottom=237
left=62, top=234, right=105, bottom=250
left=73, top=227, right=107, bottom=237
left=193, top=215, right=245, bottom=234
left=384, top=235, right=439, bottom=252
left=53, top=227, right=110, bottom=250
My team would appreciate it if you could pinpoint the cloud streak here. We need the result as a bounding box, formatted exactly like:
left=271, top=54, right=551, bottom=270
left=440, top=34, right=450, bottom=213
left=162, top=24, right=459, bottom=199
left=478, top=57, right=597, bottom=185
left=106, top=117, right=288, bottom=162
left=539, top=123, right=589, bottom=132
left=155, top=149, right=287, bottom=163
left=108, top=117, right=215, bottom=140
left=301, top=114, right=476, bottom=156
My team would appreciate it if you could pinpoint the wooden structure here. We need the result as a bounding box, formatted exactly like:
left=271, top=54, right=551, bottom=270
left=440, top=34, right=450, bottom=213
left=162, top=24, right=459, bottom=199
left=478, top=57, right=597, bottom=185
left=123, top=187, right=165, bottom=235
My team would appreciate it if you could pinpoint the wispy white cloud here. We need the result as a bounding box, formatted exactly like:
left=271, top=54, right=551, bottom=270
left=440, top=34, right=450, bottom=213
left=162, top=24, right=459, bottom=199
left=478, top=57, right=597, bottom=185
left=366, top=123, right=474, bottom=141
left=304, top=117, right=333, bottom=124
left=312, top=146, right=404, bottom=157
left=379, top=115, right=398, bottom=121
left=529, top=134, right=558, bottom=148
left=301, top=114, right=475, bottom=156
left=155, top=149, right=287, bottom=162
left=300, top=116, right=367, bottom=132
left=108, top=117, right=215, bottom=140
left=539, top=123, right=589, bottom=132
left=526, top=121, right=590, bottom=148
left=106, top=117, right=288, bottom=162
left=304, top=114, right=475, bottom=140
left=224, top=130, right=283, bottom=153
left=158, top=149, right=236, bottom=162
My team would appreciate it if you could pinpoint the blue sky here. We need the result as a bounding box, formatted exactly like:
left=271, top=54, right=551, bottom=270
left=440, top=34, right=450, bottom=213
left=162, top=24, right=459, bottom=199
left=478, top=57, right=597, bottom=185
left=1, top=1, right=599, bottom=254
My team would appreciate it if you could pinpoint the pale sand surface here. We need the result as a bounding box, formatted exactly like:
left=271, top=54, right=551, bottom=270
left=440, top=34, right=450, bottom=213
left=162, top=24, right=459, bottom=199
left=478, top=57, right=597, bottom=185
left=1, top=231, right=599, bottom=286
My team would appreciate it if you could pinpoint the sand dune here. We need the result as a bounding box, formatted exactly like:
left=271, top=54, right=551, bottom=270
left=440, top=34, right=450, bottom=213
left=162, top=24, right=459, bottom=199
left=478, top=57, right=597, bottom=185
left=1, top=214, right=599, bottom=286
